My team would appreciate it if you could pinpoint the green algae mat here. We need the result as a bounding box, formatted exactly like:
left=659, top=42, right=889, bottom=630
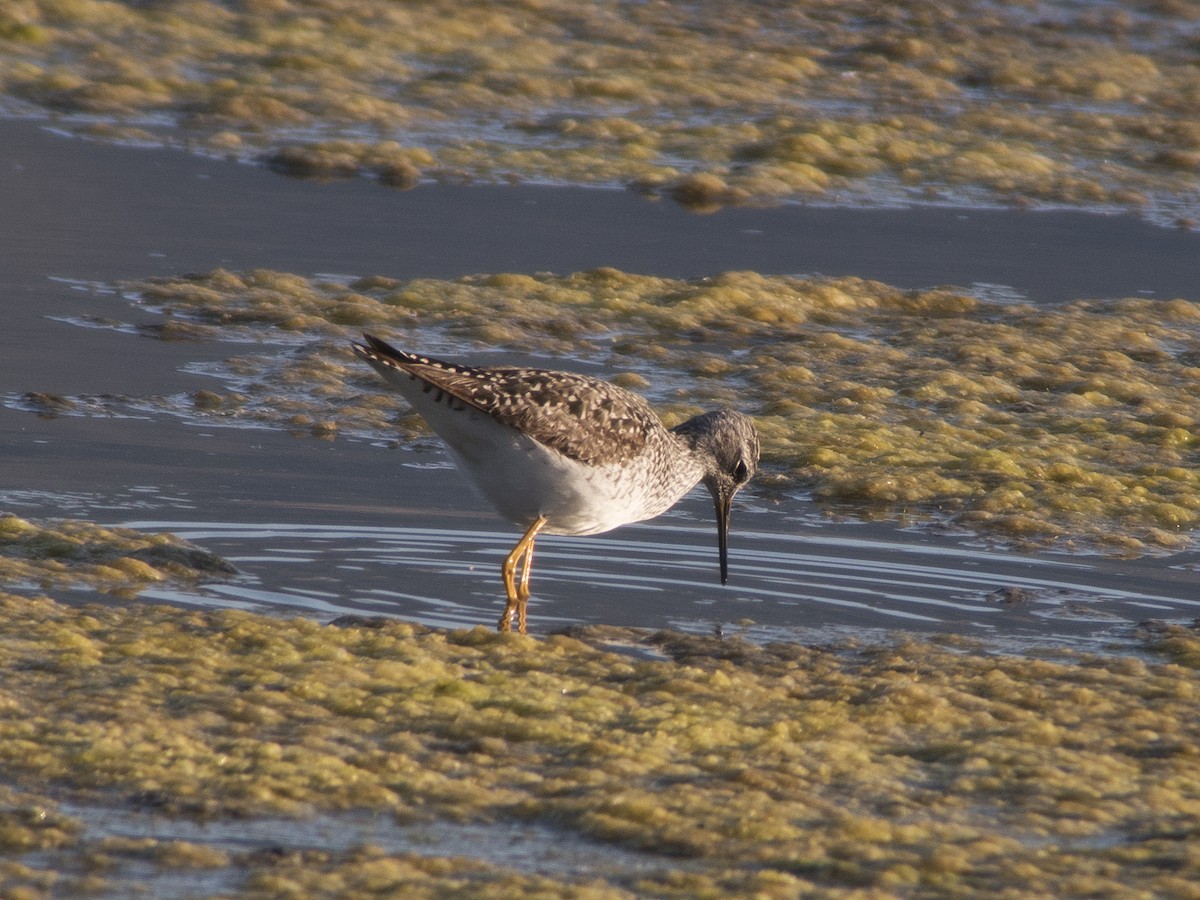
left=105, top=267, right=1200, bottom=555
left=4, top=513, right=1199, bottom=895
left=7, top=260, right=1198, bottom=893
left=6, top=2, right=1200, bottom=894
left=3, top=0, right=1200, bottom=218
left=2, top=589, right=1200, bottom=897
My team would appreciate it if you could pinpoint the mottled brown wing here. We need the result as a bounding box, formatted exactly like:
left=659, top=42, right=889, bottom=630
left=356, top=334, right=656, bottom=466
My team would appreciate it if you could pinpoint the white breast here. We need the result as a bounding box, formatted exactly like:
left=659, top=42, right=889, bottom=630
left=439, top=409, right=683, bottom=535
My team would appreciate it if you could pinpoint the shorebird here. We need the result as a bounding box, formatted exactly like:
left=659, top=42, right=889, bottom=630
left=352, top=333, right=759, bottom=634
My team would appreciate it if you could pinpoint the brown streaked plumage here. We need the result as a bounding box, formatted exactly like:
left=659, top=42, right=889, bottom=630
left=352, top=333, right=759, bottom=633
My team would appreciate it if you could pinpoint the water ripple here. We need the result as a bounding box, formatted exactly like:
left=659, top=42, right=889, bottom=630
left=121, top=518, right=1200, bottom=655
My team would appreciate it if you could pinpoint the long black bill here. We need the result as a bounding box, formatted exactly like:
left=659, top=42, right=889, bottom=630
left=713, top=487, right=733, bottom=585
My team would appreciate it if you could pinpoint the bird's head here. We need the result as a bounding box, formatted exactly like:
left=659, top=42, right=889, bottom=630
left=674, top=409, right=759, bottom=584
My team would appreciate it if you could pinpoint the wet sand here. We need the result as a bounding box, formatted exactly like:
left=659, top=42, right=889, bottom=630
left=1, top=117, right=1199, bottom=649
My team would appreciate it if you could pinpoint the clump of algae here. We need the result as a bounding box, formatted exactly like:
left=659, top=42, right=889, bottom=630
left=0, top=512, right=235, bottom=596
left=1, top=594, right=1200, bottom=896
left=115, top=268, right=1200, bottom=553
left=2, top=0, right=1200, bottom=216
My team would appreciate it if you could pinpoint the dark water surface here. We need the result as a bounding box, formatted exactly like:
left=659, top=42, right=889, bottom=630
left=2, top=118, right=1199, bottom=652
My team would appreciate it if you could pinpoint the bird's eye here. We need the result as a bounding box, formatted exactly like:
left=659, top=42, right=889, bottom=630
left=733, top=460, right=749, bottom=482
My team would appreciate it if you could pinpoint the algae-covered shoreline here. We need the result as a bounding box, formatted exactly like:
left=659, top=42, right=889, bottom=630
left=2, top=487, right=1197, bottom=896
left=5, top=285, right=1200, bottom=898
left=2, top=592, right=1200, bottom=897
left=3, top=0, right=1200, bottom=221
left=52, top=265, right=1197, bottom=556
left=4, top=1, right=1200, bottom=889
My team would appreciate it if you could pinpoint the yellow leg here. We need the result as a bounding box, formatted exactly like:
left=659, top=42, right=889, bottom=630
left=498, top=516, right=548, bottom=634
left=516, top=532, right=537, bottom=634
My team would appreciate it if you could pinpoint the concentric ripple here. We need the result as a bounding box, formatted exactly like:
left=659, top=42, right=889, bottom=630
left=122, top=514, right=1199, bottom=656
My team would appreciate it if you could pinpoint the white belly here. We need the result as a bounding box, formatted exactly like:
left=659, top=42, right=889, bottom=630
left=440, top=410, right=665, bottom=535
left=372, top=366, right=700, bottom=535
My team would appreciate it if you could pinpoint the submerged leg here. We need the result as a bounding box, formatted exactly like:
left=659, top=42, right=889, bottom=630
left=498, top=516, right=548, bottom=634
left=516, top=532, right=538, bottom=634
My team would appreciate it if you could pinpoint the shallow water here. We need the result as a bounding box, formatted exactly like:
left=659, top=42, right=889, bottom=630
left=50, top=800, right=683, bottom=899
left=3, top=419, right=1197, bottom=658
left=2, top=117, right=1199, bottom=652
left=122, top=514, right=1200, bottom=654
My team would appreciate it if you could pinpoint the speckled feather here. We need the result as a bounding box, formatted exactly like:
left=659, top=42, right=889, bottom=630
left=354, top=334, right=663, bottom=467
left=353, top=332, right=760, bottom=620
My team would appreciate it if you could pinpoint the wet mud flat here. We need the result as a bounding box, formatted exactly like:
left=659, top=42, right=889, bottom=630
left=2, top=118, right=1200, bottom=896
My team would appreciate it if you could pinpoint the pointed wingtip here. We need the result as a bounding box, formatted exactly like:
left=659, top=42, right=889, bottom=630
left=362, top=332, right=390, bottom=353
left=354, top=333, right=405, bottom=362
